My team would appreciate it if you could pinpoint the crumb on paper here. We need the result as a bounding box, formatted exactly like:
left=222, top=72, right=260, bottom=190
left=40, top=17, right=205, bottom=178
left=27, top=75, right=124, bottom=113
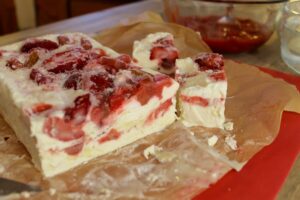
left=49, top=188, right=56, bottom=196
left=224, top=122, right=234, bottom=131
left=0, top=164, right=5, bottom=173
left=143, top=145, right=177, bottom=163
left=155, top=151, right=177, bottom=163
left=211, top=172, right=218, bottom=179
left=207, top=135, right=218, bottom=147
left=225, top=135, right=237, bottom=150
left=21, top=191, right=31, bottom=198
left=143, top=145, right=163, bottom=160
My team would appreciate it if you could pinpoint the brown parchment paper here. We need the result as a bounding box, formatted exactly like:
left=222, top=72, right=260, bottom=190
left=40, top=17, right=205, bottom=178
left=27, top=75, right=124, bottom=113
left=1, top=12, right=300, bottom=200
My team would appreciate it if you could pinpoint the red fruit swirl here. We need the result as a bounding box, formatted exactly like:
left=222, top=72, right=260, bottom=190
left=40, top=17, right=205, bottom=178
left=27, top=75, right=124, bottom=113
left=98, top=129, right=120, bottom=144
left=180, top=95, right=209, bottom=107
left=146, top=99, right=172, bottom=123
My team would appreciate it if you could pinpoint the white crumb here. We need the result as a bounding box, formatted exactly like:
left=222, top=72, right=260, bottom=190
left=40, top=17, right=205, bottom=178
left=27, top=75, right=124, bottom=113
left=207, top=135, right=218, bottom=147
left=143, top=145, right=162, bottom=160
left=224, top=121, right=234, bottom=131
left=21, top=191, right=31, bottom=198
left=225, top=135, right=238, bottom=150
left=212, top=172, right=218, bottom=179
left=49, top=188, right=57, bottom=196
left=0, top=165, right=5, bottom=173
left=155, top=151, right=177, bottom=163
left=143, top=145, right=176, bottom=163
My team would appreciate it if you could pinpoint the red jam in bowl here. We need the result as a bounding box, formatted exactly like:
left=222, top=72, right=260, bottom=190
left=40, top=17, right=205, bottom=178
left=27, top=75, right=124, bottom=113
left=179, top=16, right=272, bottom=53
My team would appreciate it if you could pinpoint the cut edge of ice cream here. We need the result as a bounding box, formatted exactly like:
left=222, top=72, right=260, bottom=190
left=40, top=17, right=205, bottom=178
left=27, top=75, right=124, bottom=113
left=175, top=54, right=227, bottom=129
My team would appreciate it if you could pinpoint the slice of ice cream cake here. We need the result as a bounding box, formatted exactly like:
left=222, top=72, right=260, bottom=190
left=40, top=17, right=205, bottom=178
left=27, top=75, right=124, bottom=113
left=175, top=53, right=227, bottom=129
left=0, top=33, right=179, bottom=177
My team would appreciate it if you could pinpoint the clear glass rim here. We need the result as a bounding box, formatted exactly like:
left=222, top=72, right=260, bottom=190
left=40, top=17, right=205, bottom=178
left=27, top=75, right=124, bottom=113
left=285, top=0, right=300, bottom=15
left=196, top=0, right=287, bottom=4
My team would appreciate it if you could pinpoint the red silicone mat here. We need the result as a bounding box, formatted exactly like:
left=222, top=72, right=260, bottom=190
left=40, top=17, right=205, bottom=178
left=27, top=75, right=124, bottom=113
left=194, top=67, right=300, bottom=200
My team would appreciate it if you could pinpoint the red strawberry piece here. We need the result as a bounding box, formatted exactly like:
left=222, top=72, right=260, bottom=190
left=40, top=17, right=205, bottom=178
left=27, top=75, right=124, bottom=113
left=136, top=75, right=173, bottom=105
left=89, top=73, right=113, bottom=93
left=109, top=86, right=137, bottom=111
left=64, top=94, right=91, bottom=124
left=64, top=138, right=84, bottom=155
left=136, top=82, right=155, bottom=106
left=20, top=39, right=59, bottom=53
left=161, top=58, right=176, bottom=70
left=150, top=46, right=169, bottom=60
left=98, top=129, right=120, bottom=144
left=29, top=69, right=53, bottom=85
left=57, top=35, right=70, bottom=45
left=98, top=56, right=116, bottom=67
left=6, top=58, right=24, bottom=70
left=90, top=105, right=110, bottom=125
left=194, top=53, right=224, bottom=71
left=150, top=46, right=178, bottom=70
left=31, top=103, right=53, bottom=114
left=89, top=48, right=106, bottom=59
left=114, top=59, right=127, bottom=69
left=109, top=93, right=124, bottom=111
left=117, top=54, right=132, bottom=64
left=153, top=73, right=169, bottom=82
left=99, top=56, right=129, bottom=73
left=44, top=49, right=88, bottom=74
left=64, top=73, right=82, bottom=90
left=209, top=72, right=226, bottom=81
left=81, top=38, right=92, bottom=50
left=43, top=117, right=84, bottom=142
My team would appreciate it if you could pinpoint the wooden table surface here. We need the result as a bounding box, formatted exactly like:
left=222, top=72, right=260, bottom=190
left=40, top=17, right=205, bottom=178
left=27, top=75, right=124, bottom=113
left=0, top=0, right=299, bottom=199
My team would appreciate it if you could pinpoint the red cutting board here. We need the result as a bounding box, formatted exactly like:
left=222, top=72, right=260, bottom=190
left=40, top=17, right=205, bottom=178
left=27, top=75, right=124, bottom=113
left=194, top=67, right=300, bottom=200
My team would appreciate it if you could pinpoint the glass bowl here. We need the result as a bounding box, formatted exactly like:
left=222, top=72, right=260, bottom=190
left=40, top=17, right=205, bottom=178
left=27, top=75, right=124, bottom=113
left=164, top=0, right=287, bottom=53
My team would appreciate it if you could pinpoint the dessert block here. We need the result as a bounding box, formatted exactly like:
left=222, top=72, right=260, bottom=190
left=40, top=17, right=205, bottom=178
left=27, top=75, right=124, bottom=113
left=0, top=33, right=179, bottom=177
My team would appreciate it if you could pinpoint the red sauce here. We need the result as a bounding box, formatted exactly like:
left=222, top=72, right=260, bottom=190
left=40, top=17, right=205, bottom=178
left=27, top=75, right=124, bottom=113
left=179, top=16, right=271, bottom=53
left=180, top=95, right=209, bottom=107
left=146, top=99, right=173, bottom=123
